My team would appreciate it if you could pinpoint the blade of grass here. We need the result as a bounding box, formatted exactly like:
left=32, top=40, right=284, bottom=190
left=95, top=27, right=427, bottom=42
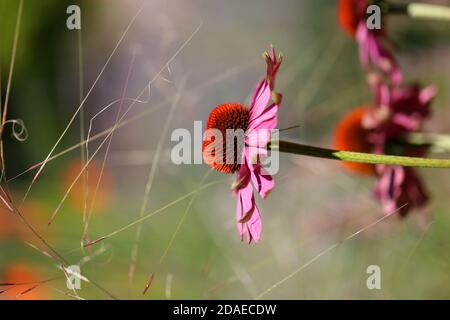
left=20, top=3, right=146, bottom=206
left=129, top=77, right=187, bottom=285
left=84, top=179, right=226, bottom=247
left=7, top=59, right=255, bottom=182
left=0, top=0, right=23, bottom=180
left=77, top=18, right=89, bottom=244
left=49, top=23, right=202, bottom=226
left=82, top=50, right=137, bottom=248
left=255, top=204, right=407, bottom=299
left=142, top=170, right=212, bottom=294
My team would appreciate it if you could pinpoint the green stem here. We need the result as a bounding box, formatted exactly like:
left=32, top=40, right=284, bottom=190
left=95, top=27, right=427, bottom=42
left=387, top=1, right=450, bottom=21
left=408, top=3, right=450, bottom=21
left=408, top=132, right=450, bottom=153
left=270, top=140, right=450, bottom=169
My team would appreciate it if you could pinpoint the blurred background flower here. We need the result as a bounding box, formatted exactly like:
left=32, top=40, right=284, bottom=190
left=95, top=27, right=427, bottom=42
left=60, top=158, right=114, bottom=215
left=1, top=262, right=49, bottom=300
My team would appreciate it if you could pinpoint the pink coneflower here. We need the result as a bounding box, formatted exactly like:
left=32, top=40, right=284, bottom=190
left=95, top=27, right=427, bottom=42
left=333, top=75, right=437, bottom=216
left=338, top=0, right=402, bottom=84
left=363, top=77, right=437, bottom=216
left=203, top=46, right=282, bottom=243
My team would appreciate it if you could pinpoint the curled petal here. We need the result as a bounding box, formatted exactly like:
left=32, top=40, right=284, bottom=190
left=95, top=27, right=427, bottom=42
left=375, top=165, right=405, bottom=214
left=250, top=46, right=283, bottom=121
left=235, top=189, right=244, bottom=239
left=264, top=45, right=283, bottom=89
left=235, top=183, right=262, bottom=243
left=247, top=203, right=262, bottom=243
left=238, top=181, right=255, bottom=223
left=232, top=156, right=251, bottom=193
left=237, top=183, right=253, bottom=222
left=374, top=165, right=428, bottom=216
left=251, top=165, right=275, bottom=199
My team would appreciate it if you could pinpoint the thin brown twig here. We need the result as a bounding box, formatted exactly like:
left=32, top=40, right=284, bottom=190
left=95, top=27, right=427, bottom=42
left=83, top=50, right=137, bottom=247
left=7, top=59, right=256, bottom=183
left=20, top=3, right=146, bottom=206
left=129, top=77, right=187, bottom=285
left=255, top=204, right=408, bottom=299
left=0, top=0, right=23, bottom=180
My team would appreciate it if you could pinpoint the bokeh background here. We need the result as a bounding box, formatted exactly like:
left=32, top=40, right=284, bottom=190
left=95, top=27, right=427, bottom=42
left=0, top=0, right=449, bottom=299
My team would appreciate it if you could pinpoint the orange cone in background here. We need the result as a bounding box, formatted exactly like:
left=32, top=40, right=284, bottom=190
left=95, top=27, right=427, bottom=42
left=61, top=159, right=114, bottom=215
left=1, top=262, right=50, bottom=300
left=17, top=201, right=55, bottom=243
left=334, top=106, right=376, bottom=175
left=0, top=206, right=15, bottom=241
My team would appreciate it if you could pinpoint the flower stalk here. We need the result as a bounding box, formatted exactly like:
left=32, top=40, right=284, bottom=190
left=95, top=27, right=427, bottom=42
left=386, top=1, right=450, bottom=21
left=270, top=140, right=450, bottom=169
left=408, top=132, right=450, bottom=153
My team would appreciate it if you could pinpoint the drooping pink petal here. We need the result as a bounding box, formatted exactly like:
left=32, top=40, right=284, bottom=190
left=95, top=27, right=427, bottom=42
left=402, top=169, right=429, bottom=212
left=235, top=183, right=262, bottom=244
left=374, top=165, right=405, bottom=214
left=250, top=165, right=275, bottom=199
left=247, top=202, right=262, bottom=243
left=235, top=189, right=244, bottom=239
left=232, top=155, right=251, bottom=193
left=374, top=165, right=428, bottom=216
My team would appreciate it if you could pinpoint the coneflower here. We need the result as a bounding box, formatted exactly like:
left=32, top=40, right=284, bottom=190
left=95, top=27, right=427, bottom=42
left=203, top=46, right=282, bottom=243
left=338, top=0, right=367, bottom=37
left=334, top=75, right=437, bottom=216
left=337, top=0, right=402, bottom=84
left=366, top=76, right=436, bottom=216
left=334, top=106, right=375, bottom=175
